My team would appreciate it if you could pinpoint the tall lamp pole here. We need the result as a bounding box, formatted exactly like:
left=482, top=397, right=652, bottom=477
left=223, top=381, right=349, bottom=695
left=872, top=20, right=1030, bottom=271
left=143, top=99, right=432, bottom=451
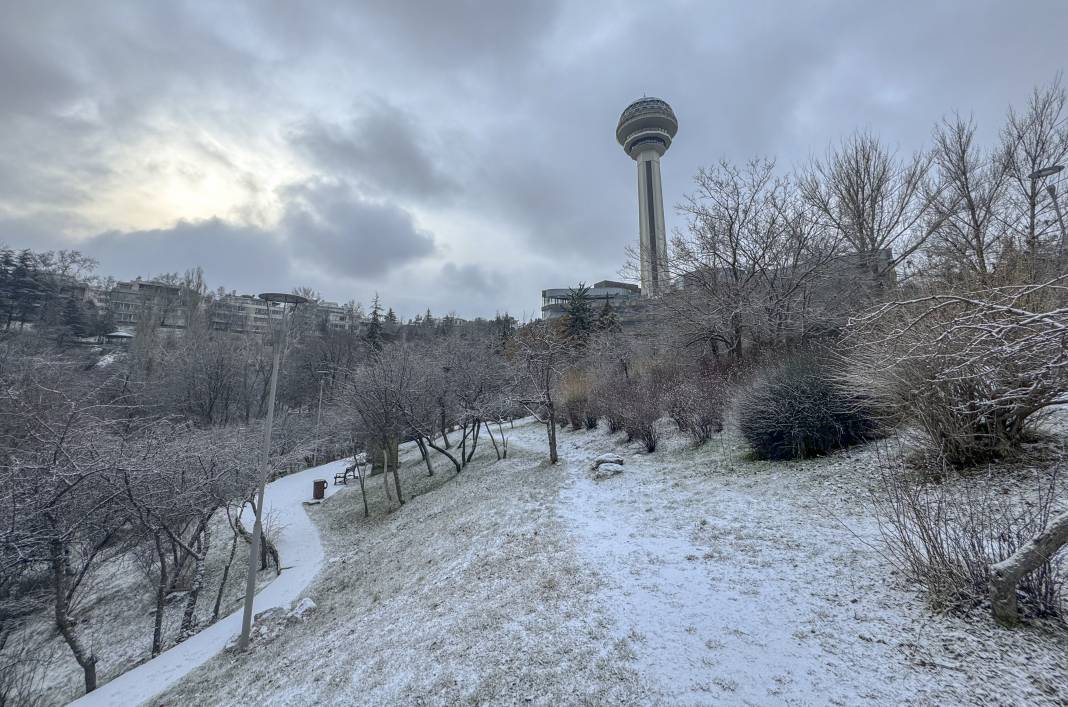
left=1027, top=165, right=1066, bottom=259
left=238, top=292, right=308, bottom=651
left=313, top=375, right=325, bottom=467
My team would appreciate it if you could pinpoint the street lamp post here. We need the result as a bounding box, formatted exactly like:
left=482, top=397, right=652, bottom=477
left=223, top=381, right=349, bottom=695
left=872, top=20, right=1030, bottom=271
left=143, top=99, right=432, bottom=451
left=313, top=375, right=325, bottom=467
left=238, top=292, right=309, bottom=652
left=1027, top=165, right=1066, bottom=259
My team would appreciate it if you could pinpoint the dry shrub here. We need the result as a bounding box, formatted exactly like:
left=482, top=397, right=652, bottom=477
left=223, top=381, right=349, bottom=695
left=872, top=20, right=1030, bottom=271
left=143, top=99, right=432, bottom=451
left=874, top=469, right=1064, bottom=617
left=619, top=375, right=663, bottom=452
left=845, top=276, right=1068, bottom=467
left=589, top=365, right=626, bottom=434
left=588, top=361, right=664, bottom=452
left=558, top=368, right=594, bottom=431
left=738, top=357, right=879, bottom=460
left=664, top=364, right=727, bottom=447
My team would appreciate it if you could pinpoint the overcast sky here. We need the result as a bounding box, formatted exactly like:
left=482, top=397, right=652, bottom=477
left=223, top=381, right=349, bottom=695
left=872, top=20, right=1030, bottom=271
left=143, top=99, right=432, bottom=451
left=1, top=1, right=1065, bottom=319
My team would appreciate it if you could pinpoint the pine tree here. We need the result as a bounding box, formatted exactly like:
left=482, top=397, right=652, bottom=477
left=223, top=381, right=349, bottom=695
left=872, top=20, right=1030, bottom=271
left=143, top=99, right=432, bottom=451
left=385, top=307, right=398, bottom=324
left=597, top=299, right=621, bottom=333
left=61, top=296, right=87, bottom=341
left=493, top=313, right=516, bottom=351
left=12, top=250, right=41, bottom=329
left=365, top=294, right=384, bottom=351
left=423, top=308, right=434, bottom=327
left=564, top=283, right=594, bottom=342
left=0, top=248, right=15, bottom=330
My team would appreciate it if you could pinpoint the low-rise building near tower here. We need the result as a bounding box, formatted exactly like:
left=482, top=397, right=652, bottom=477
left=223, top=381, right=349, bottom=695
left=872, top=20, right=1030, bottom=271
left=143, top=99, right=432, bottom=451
left=540, top=280, right=641, bottom=320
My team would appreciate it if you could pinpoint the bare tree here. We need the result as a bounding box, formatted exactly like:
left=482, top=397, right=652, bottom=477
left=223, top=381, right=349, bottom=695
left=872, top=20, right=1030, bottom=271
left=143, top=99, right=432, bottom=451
left=510, top=322, right=571, bottom=464
left=0, top=359, right=134, bottom=694
left=667, top=158, right=842, bottom=361
left=928, top=114, right=1010, bottom=279
left=800, top=130, right=945, bottom=276
left=999, top=75, right=1068, bottom=272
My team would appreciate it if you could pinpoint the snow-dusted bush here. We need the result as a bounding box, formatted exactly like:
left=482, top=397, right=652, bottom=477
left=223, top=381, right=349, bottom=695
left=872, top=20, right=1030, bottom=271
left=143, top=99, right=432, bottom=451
left=618, top=375, right=664, bottom=453
left=845, top=277, right=1068, bottom=467
left=665, top=367, right=726, bottom=447
left=558, top=368, right=592, bottom=432
left=738, top=357, right=878, bottom=460
left=874, top=469, right=1064, bottom=618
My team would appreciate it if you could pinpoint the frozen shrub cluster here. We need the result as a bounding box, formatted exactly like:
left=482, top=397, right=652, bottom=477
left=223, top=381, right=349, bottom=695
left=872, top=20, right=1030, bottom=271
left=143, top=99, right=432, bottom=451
left=664, top=366, right=726, bottom=448
left=844, top=278, right=1068, bottom=467
left=558, top=369, right=595, bottom=432
left=738, top=357, right=878, bottom=460
left=874, top=469, right=1064, bottom=617
left=587, top=362, right=664, bottom=452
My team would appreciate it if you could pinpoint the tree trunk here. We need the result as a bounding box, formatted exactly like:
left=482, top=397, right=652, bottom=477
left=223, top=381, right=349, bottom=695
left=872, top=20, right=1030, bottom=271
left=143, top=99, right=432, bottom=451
left=425, top=437, right=462, bottom=474
left=416, top=437, right=434, bottom=476
left=439, top=409, right=451, bottom=448
left=51, top=540, right=97, bottom=694
left=260, top=533, right=280, bottom=576
left=391, top=446, right=404, bottom=505
left=485, top=421, right=501, bottom=461
left=547, top=405, right=559, bottom=464
left=990, top=509, right=1068, bottom=626
left=213, top=521, right=240, bottom=622
left=357, top=461, right=369, bottom=517
left=460, top=422, right=468, bottom=464
left=151, top=531, right=170, bottom=657
left=382, top=449, right=395, bottom=506
left=463, top=419, right=481, bottom=466
left=179, top=527, right=207, bottom=641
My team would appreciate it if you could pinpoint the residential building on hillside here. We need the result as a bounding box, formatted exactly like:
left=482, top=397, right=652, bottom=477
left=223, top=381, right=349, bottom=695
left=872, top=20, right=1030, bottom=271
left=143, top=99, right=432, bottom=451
left=210, top=294, right=279, bottom=334
left=108, top=279, right=189, bottom=330
left=318, top=301, right=361, bottom=332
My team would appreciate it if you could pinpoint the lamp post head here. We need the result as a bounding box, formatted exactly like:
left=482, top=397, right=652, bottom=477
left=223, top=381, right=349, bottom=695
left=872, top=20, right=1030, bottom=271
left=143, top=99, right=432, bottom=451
left=1028, top=165, right=1064, bottom=180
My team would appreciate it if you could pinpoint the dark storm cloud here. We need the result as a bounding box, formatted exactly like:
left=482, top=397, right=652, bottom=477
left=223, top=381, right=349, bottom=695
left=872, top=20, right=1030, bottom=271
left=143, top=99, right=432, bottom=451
left=281, top=179, right=435, bottom=278
left=439, top=262, right=505, bottom=296
left=76, top=219, right=286, bottom=294
left=15, top=180, right=437, bottom=295
left=0, top=0, right=1066, bottom=318
left=289, top=98, right=456, bottom=200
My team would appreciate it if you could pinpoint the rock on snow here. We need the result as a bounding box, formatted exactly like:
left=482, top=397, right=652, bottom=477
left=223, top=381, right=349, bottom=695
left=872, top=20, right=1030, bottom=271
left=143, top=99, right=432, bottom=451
left=591, top=462, right=625, bottom=481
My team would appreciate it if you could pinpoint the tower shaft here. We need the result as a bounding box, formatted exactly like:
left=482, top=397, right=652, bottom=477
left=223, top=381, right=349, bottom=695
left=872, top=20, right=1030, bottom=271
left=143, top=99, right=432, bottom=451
left=617, top=96, right=677, bottom=298
left=635, top=148, right=668, bottom=297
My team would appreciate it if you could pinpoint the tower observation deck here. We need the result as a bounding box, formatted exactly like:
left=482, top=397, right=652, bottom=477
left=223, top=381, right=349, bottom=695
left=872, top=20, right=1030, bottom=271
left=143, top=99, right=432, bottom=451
left=616, top=97, right=678, bottom=297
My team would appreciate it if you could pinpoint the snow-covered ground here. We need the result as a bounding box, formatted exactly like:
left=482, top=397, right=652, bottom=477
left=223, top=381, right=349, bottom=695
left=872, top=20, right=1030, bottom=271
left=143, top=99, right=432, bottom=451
left=142, top=419, right=1067, bottom=705
left=557, top=425, right=1068, bottom=704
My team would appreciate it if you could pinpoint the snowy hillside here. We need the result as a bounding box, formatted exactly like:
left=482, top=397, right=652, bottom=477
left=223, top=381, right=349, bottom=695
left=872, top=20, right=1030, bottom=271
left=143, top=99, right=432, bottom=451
left=153, top=418, right=1067, bottom=706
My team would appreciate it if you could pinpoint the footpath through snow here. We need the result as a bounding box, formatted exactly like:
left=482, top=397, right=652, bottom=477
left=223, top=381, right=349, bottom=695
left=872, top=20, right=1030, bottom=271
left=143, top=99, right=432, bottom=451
left=69, top=459, right=350, bottom=707
left=550, top=424, right=1068, bottom=705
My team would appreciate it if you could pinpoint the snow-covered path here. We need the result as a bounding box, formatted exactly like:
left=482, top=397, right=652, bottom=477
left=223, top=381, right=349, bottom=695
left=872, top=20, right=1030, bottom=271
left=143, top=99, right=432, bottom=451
left=69, top=459, right=350, bottom=707
left=542, top=423, right=1068, bottom=705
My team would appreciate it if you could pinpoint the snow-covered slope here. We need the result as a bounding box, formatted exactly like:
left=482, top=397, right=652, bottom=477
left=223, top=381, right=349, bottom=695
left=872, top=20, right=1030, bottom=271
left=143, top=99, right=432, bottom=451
left=69, top=459, right=351, bottom=707
left=153, top=419, right=1067, bottom=706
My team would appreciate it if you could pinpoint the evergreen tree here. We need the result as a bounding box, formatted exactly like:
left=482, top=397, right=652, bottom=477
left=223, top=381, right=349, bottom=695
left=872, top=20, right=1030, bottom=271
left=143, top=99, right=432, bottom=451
left=365, top=294, right=384, bottom=351
left=597, top=299, right=621, bottom=333
left=564, top=283, right=594, bottom=341
left=0, top=248, right=16, bottom=329
left=385, top=307, right=398, bottom=325
left=423, top=308, right=434, bottom=327
left=492, top=312, right=516, bottom=351
left=12, top=250, right=42, bottom=329
left=60, top=296, right=87, bottom=342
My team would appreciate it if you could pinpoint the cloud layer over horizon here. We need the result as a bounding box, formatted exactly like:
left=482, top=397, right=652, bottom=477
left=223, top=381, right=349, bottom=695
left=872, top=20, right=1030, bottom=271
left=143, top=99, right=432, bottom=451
left=1, top=1, right=1065, bottom=318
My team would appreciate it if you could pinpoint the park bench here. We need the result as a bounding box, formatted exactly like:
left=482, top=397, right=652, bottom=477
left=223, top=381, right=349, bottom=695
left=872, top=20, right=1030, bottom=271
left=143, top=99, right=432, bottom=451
left=334, top=454, right=366, bottom=485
